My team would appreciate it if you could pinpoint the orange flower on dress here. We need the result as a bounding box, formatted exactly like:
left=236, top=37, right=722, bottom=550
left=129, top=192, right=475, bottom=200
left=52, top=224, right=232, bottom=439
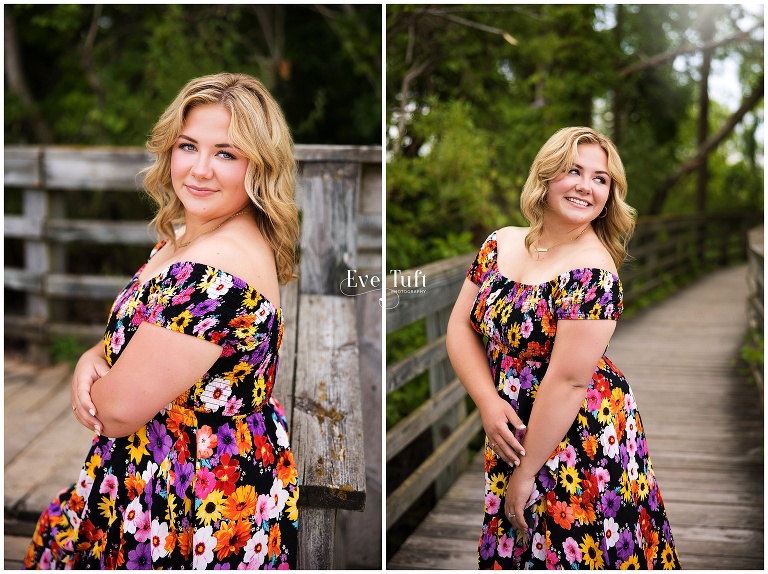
left=214, top=520, right=251, bottom=561
left=223, top=485, right=258, bottom=522
left=570, top=494, right=596, bottom=525
left=582, top=435, right=599, bottom=460
left=276, top=450, right=298, bottom=486
left=124, top=474, right=146, bottom=501
left=235, top=419, right=253, bottom=456
left=548, top=499, right=574, bottom=530
left=178, top=526, right=193, bottom=559
left=268, top=523, right=282, bottom=559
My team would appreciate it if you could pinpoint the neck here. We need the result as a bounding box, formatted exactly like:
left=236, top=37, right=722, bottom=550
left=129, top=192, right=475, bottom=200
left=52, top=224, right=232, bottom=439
left=538, top=222, right=591, bottom=246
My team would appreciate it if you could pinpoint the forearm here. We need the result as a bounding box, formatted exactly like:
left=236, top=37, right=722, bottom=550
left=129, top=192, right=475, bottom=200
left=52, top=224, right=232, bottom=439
left=516, top=377, right=589, bottom=477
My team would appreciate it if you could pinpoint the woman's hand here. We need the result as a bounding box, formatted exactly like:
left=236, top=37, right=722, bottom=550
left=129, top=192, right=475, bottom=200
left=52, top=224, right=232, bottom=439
left=504, top=467, right=535, bottom=532
left=70, top=344, right=109, bottom=434
left=479, top=396, right=527, bottom=466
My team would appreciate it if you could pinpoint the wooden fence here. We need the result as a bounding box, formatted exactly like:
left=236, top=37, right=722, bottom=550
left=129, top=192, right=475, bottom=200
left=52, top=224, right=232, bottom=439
left=385, top=212, right=760, bottom=534
left=4, top=144, right=382, bottom=569
left=746, top=225, right=764, bottom=406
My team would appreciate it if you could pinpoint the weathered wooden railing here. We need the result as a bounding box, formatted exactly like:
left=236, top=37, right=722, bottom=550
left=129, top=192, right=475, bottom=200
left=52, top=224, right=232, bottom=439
left=385, top=211, right=759, bottom=535
left=4, top=144, right=382, bottom=569
left=746, top=225, right=764, bottom=407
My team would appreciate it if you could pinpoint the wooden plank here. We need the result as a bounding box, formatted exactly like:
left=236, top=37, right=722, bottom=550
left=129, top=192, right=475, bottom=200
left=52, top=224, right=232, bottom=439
left=386, top=335, right=448, bottom=393
left=292, top=296, right=366, bottom=510
left=297, top=507, right=336, bottom=569
left=44, top=147, right=151, bottom=190
left=298, top=162, right=359, bottom=296
left=385, top=253, right=473, bottom=333
left=295, top=144, right=381, bottom=163
left=46, top=219, right=156, bottom=245
left=386, top=409, right=481, bottom=529
left=4, top=146, right=42, bottom=188
left=46, top=273, right=132, bottom=299
left=386, top=377, right=467, bottom=461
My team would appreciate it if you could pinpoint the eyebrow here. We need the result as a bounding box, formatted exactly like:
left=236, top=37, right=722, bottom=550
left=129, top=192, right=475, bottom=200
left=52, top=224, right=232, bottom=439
left=574, top=163, right=610, bottom=177
left=178, top=134, right=236, bottom=149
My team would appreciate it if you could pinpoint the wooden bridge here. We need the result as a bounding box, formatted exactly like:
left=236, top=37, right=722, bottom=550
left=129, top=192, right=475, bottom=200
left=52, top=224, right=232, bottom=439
left=386, top=220, right=763, bottom=569
left=3, top=145, right=383, bottom=569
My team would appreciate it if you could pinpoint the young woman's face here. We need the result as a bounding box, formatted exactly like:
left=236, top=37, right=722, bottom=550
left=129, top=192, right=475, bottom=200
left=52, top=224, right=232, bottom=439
left=170, top=104, right=251, bottom=219
left=545, top=143, right=611, bottom=225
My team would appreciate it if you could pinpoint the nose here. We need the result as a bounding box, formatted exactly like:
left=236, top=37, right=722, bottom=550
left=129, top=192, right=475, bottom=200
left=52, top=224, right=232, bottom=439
left=576, top=178, right=591, bottom=193
left=191, top=156, right=213, bottom=180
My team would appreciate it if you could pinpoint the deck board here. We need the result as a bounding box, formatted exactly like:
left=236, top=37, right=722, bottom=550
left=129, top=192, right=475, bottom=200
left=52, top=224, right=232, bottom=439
left=388, top=264, right=764, bottom=570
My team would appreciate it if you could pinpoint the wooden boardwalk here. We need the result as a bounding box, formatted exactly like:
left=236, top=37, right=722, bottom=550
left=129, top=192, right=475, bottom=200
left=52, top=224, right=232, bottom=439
left=389, top=263, right=764, bottom=570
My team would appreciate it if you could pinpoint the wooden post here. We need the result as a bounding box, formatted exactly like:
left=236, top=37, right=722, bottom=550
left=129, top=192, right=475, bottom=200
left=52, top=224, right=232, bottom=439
left=22, top=187, right=50, bottom=364
left=292, top=161, right=366, bottom=569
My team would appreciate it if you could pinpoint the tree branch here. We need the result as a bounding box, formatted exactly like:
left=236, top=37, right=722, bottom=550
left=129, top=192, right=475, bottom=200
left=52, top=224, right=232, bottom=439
left=620, top=22, right=763, bottom=76
left=648, top=74, right=764, bottom=214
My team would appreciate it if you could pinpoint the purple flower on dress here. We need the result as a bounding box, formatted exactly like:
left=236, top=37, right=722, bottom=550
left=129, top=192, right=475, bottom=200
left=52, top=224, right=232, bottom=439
left=538, top=467, right=555, bottom=490
left=174, top=460, right=194, bottom=496
left=126, top=541, right=152, bottom=569
left=615, top=529, right=634, bottom=562
left=519, top=367, right=534, bottom=389
left=147, top=420, right=172, bottom=464
left=648, top=488, right=659, bottom=511
left=663, top=520, right=673, bottom=541
left=217, top=423, right=239, bottom=457
left=479, top=531, right=497, bottom=561
left=192, top=298, right=220, bottom=317
left=602, top=490, right=621, bottom=518
left=171, top=262, right=194, bottom=284
left=248, top=412, right=267, bottom=437
left=214, top=564, right=231, bottom=570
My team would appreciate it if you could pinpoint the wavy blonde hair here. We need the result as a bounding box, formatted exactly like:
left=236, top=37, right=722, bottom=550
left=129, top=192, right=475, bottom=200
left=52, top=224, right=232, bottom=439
left=142, top=72, right=299, bottom=283
left=520, top=126, right=636, bottom=268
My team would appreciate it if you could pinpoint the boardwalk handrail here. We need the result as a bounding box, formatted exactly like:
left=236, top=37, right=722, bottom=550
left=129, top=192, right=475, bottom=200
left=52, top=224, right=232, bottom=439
left=385, top=211, right=759, bottom=533
left=4, top=144, right=382, bottom=569
left=746, top=225, right=764, bottom=406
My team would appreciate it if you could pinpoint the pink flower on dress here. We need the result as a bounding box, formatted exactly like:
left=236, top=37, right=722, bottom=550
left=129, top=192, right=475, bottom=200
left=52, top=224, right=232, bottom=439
left=520, top=318, right=533, bottom=338
left=99, top=474, right=119, bottom=499
left=485, top=491, right=501, bottom=515
left=594, top=467, right=610, bottom=492
left=586, top=388, right=602, bottom=412
left=195, top=467, right=216, bottom=499
left=110, top=326, right=125, bottom=355
left=563, top=536, right=582, bottom=563
left=497, top=534, right=514, bottom=558
left=531, top=532, right=546, bottom=560
left=254, top=493, right=275, bottom=526
left=196, top=425, right=218, bottom=459
left=561, top=445, right=578, bottom=467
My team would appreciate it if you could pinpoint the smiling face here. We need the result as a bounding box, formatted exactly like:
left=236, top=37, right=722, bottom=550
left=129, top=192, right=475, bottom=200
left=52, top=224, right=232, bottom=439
left=170, top=103, right=251, bottom=221
left=545, top=143, right=611, bottom=226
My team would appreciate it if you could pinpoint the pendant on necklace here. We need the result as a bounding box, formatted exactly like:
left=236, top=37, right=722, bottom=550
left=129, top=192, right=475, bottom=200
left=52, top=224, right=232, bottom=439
left=535, top=247, right=548, bottom=252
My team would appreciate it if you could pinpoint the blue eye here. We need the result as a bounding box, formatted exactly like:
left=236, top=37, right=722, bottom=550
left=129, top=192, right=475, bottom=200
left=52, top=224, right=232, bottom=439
left=179, top=143, right=196, bottom=152
left=217, top=151, right=237, bottom=160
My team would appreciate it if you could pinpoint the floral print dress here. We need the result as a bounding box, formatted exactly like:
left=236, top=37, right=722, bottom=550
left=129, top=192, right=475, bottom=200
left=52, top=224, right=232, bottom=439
left=25, top=240, right=299, bottom=570
left=468, top=231, right=681, bottom=570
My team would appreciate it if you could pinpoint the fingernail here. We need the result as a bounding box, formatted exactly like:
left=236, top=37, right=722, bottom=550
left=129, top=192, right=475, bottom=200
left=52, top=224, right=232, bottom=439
left=94, top=425, right=101, bottom=436
left=89, top=409, right=96, bottom=416
left=514, top=459, right=520, bottom=466
left=520, top=424, right=527, bottom=429
left=520, top=450, right=526, bottom=456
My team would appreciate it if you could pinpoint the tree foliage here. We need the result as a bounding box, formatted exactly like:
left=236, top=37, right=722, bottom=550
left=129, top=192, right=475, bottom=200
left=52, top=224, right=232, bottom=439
left=386, top=4, right=764, bottom=271
left=5, top=4, right=381, bottom=146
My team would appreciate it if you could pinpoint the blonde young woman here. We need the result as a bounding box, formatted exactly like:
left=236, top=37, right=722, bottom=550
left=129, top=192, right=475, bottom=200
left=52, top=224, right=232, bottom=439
left=446, top=127, right=682, bottom=569
left=25, top=73, right=300, bottom=569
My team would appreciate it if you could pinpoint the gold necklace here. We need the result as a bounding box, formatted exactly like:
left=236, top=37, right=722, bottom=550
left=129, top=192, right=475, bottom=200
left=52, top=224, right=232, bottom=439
left=533, top=226, right=588, bottom=253
left=179, top=208, right=252, bottom=247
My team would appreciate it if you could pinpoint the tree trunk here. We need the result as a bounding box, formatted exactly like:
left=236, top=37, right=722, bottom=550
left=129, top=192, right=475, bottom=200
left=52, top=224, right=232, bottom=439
left=695, top=18, right=714, bottom=213
left=4, top=6, right=53, bottom=143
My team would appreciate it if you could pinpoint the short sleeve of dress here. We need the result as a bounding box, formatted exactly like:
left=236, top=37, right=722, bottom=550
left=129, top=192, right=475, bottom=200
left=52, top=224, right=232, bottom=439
left=554, top=268, right=623, bottom=321
left=466, top=231, right=498, bottom=286
left=141, top=262, right=278, bottom=347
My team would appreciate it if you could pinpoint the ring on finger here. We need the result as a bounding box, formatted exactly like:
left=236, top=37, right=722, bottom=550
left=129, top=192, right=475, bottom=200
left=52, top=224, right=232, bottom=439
left=72, top=405, right=77, bottom=412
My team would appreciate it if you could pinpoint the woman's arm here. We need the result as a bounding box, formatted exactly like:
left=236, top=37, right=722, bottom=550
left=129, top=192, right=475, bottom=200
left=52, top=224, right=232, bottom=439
left=89, top=322, right=221, bottom=438
left=446, top=279, right=526, bottom=466
left=71, top=341, right=111, bottom=434
left=504, top=318, right=616, bottom=531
